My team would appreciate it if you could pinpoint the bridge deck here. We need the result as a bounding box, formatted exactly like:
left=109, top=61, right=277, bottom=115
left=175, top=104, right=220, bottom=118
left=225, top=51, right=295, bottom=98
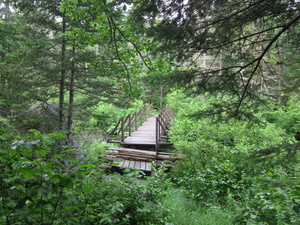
left=122, top=115, right=157, bottom=145
left=105, top=105, right=176, bottom=174
left=115, top=159, right=152, bottom=172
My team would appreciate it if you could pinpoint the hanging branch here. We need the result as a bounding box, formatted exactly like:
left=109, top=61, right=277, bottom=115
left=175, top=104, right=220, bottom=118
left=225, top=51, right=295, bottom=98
left=108, top=15, right=152, bottom=71
left=106, top=15, right=133, bottom=93
left=236, top=13, right=300, bottom=113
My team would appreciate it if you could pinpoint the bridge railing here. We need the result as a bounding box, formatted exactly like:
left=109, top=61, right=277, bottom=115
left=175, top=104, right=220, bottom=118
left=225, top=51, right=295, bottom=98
left=156, top=105, right=174, bottom=145
left=107, top=103, right=154, bottom=143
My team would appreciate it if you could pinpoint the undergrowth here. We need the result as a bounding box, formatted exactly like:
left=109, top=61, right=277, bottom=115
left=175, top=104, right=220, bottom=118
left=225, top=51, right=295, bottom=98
left=162, top=188, right=235, bottom=225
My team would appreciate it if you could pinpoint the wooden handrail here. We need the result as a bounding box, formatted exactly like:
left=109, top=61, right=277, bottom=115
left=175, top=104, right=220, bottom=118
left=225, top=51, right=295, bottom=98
left=108, top=103, right=174, bottom=146
left=156, top=105, right=174, bottom=145
left=107, top=103, right=154, bottom=143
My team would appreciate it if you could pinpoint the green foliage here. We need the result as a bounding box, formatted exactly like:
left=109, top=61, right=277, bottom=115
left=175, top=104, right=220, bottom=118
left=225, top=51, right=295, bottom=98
left=3, top=1, right=300, bottom=224
left=131, top=0, right=300, bottom=114
left=265, top=96, right=300, bottom=137
left=83, top=141, right=114, bottom=164
left=163, top=189, right=235, bottom=225
left=68, top=170, right=170, bottom=225
left=0, top=130, right=72, bottom=224
left=75, top=100, right=145, bottom=132
left=167, top=90, right=300, bottom=224
left=0, top=129, right=171, bottom=224
left=168, top=91, right=291, bottom=170
left=175, top=162, right=247, bottom=205
left=60, top=0, right=157, bottom=97
left=232, top=166, right=300, bottom=225
left=0, top=11, right=61, bottom=112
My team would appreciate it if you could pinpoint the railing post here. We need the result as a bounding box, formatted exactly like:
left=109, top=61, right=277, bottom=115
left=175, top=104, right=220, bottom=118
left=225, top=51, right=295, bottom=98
left=108, top=103, right=161, bottom=144
left=121, top=117, right=124, bottom=142
left=156, top=117, right=159, bottom=144
left=134, top=112, right=138, bottom=130
left=128, top=114, right=131, bottom=136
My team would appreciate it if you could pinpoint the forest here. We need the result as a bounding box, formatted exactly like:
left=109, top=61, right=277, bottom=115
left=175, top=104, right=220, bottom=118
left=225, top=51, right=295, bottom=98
left=1, top=0, right=300, bottom=224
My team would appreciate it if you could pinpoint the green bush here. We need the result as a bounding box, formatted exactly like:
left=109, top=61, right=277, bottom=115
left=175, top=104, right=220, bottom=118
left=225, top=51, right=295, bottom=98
left=166, top=90, right=300, bottom=224
left=234, top=168, right=300, bottom=224
left=0, top=130, right=171, bottom=225
left=265, top=96, right=300, bottom=138
left=174, top=161, right=248, bottom=205
left=162, top=188, right=235, bottom=225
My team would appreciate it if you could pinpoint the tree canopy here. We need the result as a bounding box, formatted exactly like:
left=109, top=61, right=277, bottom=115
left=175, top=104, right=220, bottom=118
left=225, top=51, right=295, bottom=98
left=131, top=0, right=300, bottom=116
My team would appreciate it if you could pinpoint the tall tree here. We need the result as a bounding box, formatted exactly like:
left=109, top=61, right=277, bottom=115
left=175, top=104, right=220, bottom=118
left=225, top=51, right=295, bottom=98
left=1, top=0, right=158, bottom=137
left=60, top=0, right=167, bottom=93
left=59, top=11, right=67, bottom=131
left=131, top=0, right=300, bottom=116
left=0, top=1, right=61, bottom=117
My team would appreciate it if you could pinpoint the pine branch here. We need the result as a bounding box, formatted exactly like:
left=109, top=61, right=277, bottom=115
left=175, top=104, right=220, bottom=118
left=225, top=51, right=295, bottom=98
left=236, top=13, right=300, bottom=113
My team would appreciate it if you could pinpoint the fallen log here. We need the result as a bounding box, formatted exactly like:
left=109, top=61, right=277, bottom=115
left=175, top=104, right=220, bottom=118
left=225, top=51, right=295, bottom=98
left=156, top=153, right=184, bottom=161
left=116, top=155, right=153, bottom=162
left=105, top=148, right=184, bottom=161
left=118, top=149, right=156, bottom=157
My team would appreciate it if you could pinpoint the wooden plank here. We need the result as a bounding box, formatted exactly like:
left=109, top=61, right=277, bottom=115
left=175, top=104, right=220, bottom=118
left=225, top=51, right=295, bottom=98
left=124, top=137, right=156, bottom=141
left=145, top=162, right=151, bottom=171
left=106, top=148, right=157, bottom=161
left=128, top=133, right=153, bottom=136
left=111, top=159, right=173, bottom=173
left=135, top=161, right=141, bottom=170
left=118, top=148, right=157, bottom=156
left=122, top=160, right=131, bottom=168
left=140, top=161, right=146, bottom=171
left=105, top=111, right=178, bottom=173
left=129, top=160, right=135, bottom=168
left=156, top=154, right=184, bottom=161
left=107, top=157, right=158, bottom=172
left=109, top=106, right=175, bottom=147
left=122, top=142, right=156, bottom=145
left=115, top=160, right=152, bottom=171
left=116, top=155, right=153, bottom=162
left=123, top=115, right=157, bottom=145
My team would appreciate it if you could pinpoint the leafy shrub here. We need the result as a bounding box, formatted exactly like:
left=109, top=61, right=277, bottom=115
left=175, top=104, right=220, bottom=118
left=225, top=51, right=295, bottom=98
left=0, top=130, right=171, bottom=225
left=174, top=161, right=248, bottom=205
left=234, top=168, right=300, bottom=225
left=265, top=96, right=300, bottom=139
left=77, top=100, right=145, bottom=132
left=162, top=188, right=235, bottom=225
left=166, top=90, right=300, bottom=224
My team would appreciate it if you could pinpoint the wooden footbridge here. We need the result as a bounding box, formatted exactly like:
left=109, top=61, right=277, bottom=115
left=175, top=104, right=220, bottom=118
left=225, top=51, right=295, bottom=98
left=103, top=104, right=182, bottom=174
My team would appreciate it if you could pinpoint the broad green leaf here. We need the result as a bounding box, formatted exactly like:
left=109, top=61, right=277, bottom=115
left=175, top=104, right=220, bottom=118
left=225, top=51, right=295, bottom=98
left=18, top=168, right=38, bottom=178
left=64, top=148, right=74, bottom=153
left=35, top=148, right=47, bottom=156
left=50, top=132, right=66, bottom=139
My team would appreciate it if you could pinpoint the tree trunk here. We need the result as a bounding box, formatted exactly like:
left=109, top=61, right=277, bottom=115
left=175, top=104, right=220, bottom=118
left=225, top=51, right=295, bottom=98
left=59, top=13, right=66, bottom=131
left=4, top=0, right=12, bottom=21
left=67, top=46, right=75, bottom=144
left=2, top=0, right=12, bottom=57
